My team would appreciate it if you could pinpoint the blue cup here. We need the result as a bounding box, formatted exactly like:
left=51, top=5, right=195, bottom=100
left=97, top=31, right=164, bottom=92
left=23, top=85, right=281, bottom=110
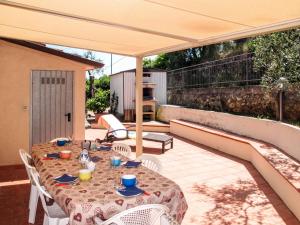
left=57, top=139, right=66, bottom=146
left=111, top=156, right=121, bottom=167
left=121, top=174, right=137, bottom=187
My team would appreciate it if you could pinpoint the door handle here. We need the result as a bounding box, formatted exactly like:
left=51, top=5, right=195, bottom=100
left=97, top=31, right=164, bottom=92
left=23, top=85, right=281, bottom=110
left=65, top=113, right=71, bottom=122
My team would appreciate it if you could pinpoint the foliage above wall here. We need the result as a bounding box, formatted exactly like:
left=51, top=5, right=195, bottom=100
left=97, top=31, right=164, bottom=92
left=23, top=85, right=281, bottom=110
left=249, top=29, right=300, bottom=86
left=144, top=39, right=249, bottom=70
left=145, top=28, right=300, bottom=89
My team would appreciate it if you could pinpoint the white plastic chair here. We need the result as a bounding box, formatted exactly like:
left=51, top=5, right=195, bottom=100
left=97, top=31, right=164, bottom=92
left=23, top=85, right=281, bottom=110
left=19, top=149, right=39, bottom=224
left=94, top=204, right=175, bottom=225
left=29, top=168, right=69, bottom=225
left=112, top=143, right=132, bottom=157
left=137, top=155, right=162, bottom=173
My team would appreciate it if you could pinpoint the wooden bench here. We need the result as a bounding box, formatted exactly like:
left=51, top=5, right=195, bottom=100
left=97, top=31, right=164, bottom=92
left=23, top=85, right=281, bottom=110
left=170, top=119, right=300, bottom=220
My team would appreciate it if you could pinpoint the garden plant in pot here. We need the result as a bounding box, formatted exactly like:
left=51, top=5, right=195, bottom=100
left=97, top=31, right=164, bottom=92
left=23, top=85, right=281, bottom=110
left=86, top=90, right=110, bottom=122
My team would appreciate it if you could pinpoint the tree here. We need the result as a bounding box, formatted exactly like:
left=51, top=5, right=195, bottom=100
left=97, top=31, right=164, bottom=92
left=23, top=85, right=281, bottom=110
left=143, top=39, right=249, bottom=70
left=249, top=29, right=300, bottom=86
left=94, top=75, right=110, bottom=91
left=82, top=51, right=103, bottom=99
left=83, top=51, right=103, bottom=77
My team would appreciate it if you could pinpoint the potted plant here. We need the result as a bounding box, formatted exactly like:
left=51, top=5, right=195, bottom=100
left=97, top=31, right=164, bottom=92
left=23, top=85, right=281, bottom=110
left=86, top=90, right=110, bottom=121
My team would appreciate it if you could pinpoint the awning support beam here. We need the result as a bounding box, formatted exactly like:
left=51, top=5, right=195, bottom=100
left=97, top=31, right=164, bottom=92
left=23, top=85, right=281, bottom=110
left=135, top=56, right=143, bottom=157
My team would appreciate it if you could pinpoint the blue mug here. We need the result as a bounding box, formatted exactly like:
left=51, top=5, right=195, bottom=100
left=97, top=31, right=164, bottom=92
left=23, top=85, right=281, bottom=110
left=111, top=156, right=121, bottom=167
left=121, top=174, right=137, bottom=187
left=57, top=139, right=66, bottom=146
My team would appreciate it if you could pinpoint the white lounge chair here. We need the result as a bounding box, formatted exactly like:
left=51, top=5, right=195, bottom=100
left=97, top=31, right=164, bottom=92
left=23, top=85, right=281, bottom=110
left=98, top=114, right=147, bottom=143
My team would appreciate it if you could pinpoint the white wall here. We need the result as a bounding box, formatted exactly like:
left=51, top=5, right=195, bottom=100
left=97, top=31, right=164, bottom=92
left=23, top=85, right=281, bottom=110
left=123, top=72, right=135, bottom=110
left=111, top=71, right=167, bottom=115
left=110, top=73, right=124, bottom=114
left=150, top=72, right=167, bottom=104
left=158, top=105, right=300, bottom=161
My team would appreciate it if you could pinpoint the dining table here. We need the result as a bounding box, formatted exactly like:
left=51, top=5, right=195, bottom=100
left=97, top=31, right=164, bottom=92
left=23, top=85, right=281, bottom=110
left=31, top=141, right=188, bottom=225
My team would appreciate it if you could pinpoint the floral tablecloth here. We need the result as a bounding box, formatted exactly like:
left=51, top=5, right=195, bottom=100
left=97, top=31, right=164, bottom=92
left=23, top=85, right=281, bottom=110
left=32, top=142, right=188, bottom=225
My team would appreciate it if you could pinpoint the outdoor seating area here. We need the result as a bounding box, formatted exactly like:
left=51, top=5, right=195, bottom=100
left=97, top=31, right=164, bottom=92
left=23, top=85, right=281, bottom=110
left=0, top=129, right=299, bottom=225
left=1, top=1, right=300, bottom=225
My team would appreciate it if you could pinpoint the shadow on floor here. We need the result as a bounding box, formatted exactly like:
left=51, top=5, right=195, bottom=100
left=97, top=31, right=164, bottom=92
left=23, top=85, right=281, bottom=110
left=172, top=136, right=299, bottom=225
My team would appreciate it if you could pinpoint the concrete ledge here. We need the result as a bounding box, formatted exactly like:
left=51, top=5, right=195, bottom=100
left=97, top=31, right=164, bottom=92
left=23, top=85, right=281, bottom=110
left=158, top=105, right=300, bottom=161
left=124, top=122, right=170, bottom=133
left=170, top=119, right=300, bottom=220
left=170, top=120, right=252, bottom=161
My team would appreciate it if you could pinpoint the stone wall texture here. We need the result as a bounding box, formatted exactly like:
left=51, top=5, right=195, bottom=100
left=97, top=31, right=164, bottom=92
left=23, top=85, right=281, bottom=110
left=167, top=85, right=300, bottom=121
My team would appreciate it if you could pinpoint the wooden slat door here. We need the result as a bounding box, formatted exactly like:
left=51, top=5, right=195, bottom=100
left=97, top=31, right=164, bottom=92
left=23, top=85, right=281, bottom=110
left=31, top=70, right=73, bottom=145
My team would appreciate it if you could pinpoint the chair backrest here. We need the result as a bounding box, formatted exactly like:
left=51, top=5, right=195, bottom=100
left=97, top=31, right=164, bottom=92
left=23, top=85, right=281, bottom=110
left=29, top=168, right=67, bottom=219
left=29, top=168, right=52, bottom=216
left=100, top=114, right=127, bottom=138
left=19, top=149, right=34, bottom=182
left=137, top=155, right=162, bottom=173
left=96, top=204, right=170, bottom=225
left=112, top=143, right=132, bottom=157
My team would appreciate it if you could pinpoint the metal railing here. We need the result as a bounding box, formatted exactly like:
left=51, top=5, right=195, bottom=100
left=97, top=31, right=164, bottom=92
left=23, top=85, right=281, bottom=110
left=167, top=53, right=262, bottom=90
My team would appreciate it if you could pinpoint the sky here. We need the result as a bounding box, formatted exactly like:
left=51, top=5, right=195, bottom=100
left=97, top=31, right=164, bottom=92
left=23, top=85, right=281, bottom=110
left=47, top=44, right=155, bottom=78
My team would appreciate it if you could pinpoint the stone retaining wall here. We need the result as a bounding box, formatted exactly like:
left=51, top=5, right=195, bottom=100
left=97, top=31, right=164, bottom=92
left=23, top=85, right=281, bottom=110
left=167, top=85, right=300, bottom=120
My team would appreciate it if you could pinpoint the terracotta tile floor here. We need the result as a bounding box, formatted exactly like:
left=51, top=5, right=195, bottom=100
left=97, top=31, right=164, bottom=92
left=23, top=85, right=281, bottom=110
left=0, top=129, right=299, bottom=225
left=86, top=129, right=300, bottom=225
left=0, top=165, right=44, bottom=225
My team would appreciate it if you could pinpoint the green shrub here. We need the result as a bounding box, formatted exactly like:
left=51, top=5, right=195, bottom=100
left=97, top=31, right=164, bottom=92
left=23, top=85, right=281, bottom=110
left=86, top=90, right=110, bottom=113
left=109, top=91, right=119, bottom=115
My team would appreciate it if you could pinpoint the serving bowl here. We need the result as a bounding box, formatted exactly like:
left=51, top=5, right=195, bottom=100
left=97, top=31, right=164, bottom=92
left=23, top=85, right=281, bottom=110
left=59, top=150, right=72, bottom=159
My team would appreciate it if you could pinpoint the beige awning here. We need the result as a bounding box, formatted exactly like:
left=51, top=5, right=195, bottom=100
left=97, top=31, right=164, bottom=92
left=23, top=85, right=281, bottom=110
left=0, top=0, right=299, bottom=56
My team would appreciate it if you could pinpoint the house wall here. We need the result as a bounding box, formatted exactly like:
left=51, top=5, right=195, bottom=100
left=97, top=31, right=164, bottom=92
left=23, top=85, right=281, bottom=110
left=0, top=40, right=87, bottom=166
left=110, top=72, right=124, bottom=114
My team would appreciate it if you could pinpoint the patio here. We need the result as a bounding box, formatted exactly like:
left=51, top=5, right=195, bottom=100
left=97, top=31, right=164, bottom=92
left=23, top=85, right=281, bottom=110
left=1, top=129, right=298, bottom=225
left=86, top=129, right=299, bottom=225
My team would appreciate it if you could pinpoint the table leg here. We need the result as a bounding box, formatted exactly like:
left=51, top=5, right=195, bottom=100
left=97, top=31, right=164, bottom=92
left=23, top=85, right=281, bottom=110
left=162, top=142, right=165, bottom=154
left=171, top=138, right=173, bottom=149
